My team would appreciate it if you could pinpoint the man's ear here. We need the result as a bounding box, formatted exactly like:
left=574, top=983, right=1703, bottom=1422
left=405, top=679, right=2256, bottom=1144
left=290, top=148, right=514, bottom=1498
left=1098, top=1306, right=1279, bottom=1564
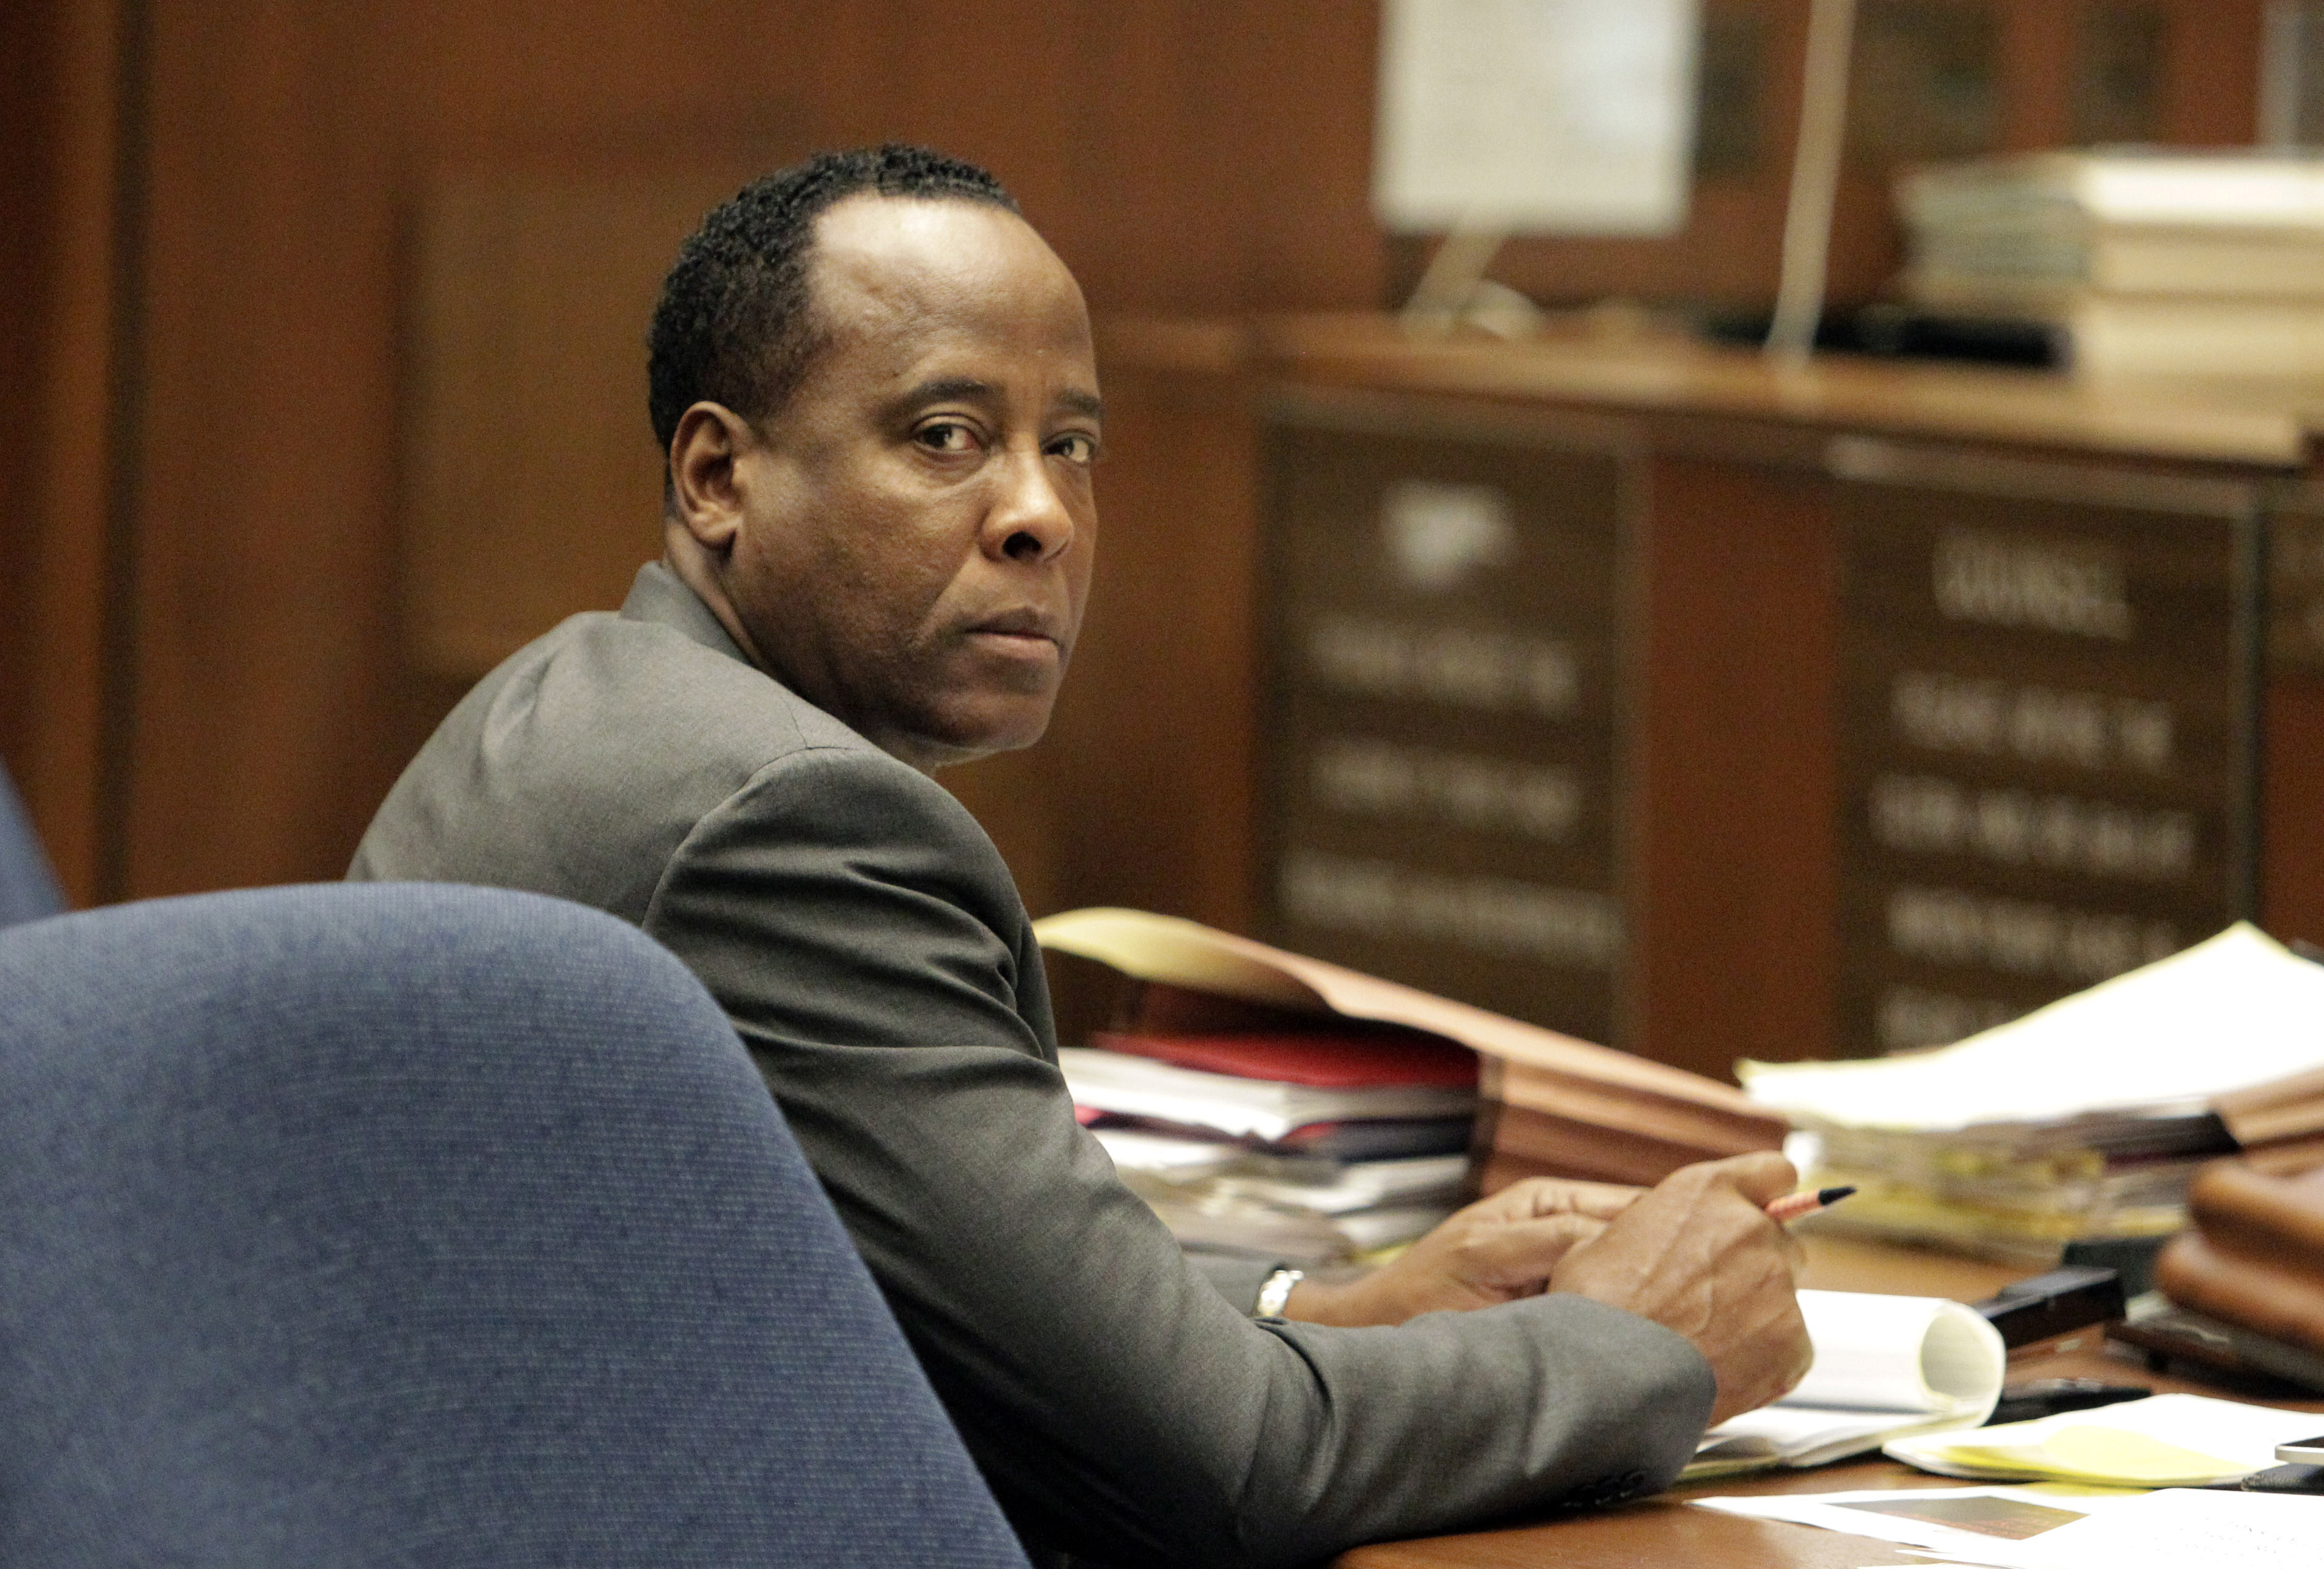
left=667, top=402, right=756, bottom=555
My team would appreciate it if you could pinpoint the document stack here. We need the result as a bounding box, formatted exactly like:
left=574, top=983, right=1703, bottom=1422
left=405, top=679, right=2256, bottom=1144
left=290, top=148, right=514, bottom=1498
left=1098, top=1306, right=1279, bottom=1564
left=1743, top=924, right=2324, bottom=1264
left=1062, top=1028, right=1480, bottom=1265
left=1036, top=907, right=1787, bottom=1265
left=1894, top=150, right=2324, bottom=377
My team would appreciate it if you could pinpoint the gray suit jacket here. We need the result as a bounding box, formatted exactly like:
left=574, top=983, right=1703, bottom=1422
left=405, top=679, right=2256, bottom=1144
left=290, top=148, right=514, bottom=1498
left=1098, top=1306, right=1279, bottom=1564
left=349, top=563, right=1716, bottom=1567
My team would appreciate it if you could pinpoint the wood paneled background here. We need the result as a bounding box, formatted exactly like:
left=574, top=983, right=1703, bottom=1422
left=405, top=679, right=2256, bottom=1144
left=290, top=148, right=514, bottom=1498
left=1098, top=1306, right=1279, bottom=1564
left=6, top=0, right=1403, bottom=909
left=0, top=0, right=2281, bottom=974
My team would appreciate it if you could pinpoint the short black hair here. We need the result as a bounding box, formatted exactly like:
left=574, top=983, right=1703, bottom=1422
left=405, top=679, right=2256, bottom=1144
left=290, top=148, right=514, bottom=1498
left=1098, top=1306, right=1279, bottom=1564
left=646, top=145, right=1019, bottom=453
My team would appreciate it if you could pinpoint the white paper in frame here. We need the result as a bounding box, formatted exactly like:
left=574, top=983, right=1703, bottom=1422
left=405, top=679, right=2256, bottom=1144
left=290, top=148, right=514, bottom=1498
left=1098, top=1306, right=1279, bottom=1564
left=1373, top=0, right=1703, bottom=236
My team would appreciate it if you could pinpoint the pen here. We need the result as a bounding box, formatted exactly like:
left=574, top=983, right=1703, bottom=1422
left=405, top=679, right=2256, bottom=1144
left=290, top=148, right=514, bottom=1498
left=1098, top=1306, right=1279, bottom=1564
left=1765, top=1185, right=1856, bottom=1224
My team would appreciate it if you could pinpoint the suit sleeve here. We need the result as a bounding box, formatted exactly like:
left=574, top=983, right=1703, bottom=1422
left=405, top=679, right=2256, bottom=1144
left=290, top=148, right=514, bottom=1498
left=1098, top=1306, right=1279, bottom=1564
left=1186, top=1249, right=1287, bottom=1315
left=641, top=745, right=1716, bottom=1567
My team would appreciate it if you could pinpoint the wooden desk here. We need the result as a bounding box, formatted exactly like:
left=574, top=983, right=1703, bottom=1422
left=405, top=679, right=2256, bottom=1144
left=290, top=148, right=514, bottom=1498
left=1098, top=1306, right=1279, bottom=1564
left=1337, top=1238, right=2324, bottom=1568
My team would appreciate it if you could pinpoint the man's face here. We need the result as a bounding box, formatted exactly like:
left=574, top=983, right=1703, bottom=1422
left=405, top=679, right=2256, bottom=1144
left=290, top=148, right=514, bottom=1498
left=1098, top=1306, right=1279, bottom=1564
left=709, top=196, right=1100, bottom=770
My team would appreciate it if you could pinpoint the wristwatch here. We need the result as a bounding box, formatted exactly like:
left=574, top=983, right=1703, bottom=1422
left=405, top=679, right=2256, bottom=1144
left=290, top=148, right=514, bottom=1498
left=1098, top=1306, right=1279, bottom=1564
left=1254, top=1267, right=1305, bottom=1319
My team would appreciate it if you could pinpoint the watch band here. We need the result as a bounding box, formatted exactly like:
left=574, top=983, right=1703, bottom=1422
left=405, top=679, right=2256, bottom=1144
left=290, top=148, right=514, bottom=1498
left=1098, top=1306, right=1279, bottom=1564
left=1254, top=1267, right=1305, bottom=1319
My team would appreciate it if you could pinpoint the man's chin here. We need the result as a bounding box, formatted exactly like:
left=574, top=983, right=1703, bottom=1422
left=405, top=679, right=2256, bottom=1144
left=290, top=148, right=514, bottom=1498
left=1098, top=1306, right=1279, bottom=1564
left=884, top=695, right=1058, bottom=772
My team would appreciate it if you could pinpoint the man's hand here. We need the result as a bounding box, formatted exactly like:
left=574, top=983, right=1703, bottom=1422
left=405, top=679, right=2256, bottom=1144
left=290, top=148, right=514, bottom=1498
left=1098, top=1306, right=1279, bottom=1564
left=1547, top=1150, right=1813, bottom=1424
left=1282, top=1176, right=1643, bottom=1328
left=1282, top=1152, right=1813, bottom=1427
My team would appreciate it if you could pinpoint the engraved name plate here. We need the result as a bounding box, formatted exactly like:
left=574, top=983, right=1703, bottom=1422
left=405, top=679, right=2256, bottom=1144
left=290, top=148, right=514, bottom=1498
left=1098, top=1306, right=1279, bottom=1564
left=1832, top=440, right=2261, bottom=1057
left=1263, top=392, right=1631, bottom=1041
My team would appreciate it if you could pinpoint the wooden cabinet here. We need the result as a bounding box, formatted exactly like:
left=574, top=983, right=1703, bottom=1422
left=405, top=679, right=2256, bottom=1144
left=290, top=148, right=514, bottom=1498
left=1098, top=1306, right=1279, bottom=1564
left=1086, top=316, right=2322, bottom=1080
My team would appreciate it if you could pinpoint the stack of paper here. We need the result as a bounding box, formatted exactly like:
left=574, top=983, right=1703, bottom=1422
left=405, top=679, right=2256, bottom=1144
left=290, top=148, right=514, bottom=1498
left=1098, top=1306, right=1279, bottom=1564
left=1036, top=907, right=1787, bottom=1218
left=1058, top=1036, right=1477, bottom=1144
left=1742, top=925, right=2324, bottom=1261
left=1894, top=149, right=2324, bottom=377
left=1095, top=1127, right=1471, bottom=1265
left=1062, top=1034, right=1477, bottom=1265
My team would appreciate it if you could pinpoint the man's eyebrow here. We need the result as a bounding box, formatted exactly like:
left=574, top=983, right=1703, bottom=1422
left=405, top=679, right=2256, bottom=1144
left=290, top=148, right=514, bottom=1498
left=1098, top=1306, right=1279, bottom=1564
left=899, top=376, right=998, bottom=408
left=894, top=378, right=1103, bottom=423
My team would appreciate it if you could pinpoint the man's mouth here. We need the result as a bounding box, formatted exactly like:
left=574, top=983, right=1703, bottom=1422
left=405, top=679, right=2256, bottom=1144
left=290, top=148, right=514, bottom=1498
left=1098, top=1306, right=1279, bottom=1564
left=967, top=609, right=1064, bottom=647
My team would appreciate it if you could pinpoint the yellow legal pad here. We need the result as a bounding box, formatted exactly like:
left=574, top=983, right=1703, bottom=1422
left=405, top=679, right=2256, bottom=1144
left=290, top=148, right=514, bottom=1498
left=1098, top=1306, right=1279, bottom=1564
left=1923, top=1427, right=2246, bottom=1487
left=1885, top=1393, right=2324, bottom=1488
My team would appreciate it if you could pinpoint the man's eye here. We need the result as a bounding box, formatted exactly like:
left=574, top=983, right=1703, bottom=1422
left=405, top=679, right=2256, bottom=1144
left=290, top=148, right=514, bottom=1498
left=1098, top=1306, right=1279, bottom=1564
left=917, top=422, right=977, bottom=453
left=1050, top=433, right=1098, bottom=464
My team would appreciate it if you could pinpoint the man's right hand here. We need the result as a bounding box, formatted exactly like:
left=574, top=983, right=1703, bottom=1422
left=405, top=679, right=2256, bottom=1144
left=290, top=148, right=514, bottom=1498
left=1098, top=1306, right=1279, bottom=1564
left=1546, top=1150, right=1813, bottom=1425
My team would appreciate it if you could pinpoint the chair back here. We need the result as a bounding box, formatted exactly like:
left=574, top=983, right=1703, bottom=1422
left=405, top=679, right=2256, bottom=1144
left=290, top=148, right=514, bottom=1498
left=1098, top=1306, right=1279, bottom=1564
left=0, top=763, right=63, bottom=927
left=0, top=882, right=1030, bottom=1568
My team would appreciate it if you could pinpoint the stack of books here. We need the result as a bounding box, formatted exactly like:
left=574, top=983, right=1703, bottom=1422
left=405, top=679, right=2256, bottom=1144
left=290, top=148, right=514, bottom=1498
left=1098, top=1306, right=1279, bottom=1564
left=1742, top=924, right=2324, bottom=1264
left=1037, top=906, right=1788, bottom=1265
left=1893, top=149, right=2324, bottom=377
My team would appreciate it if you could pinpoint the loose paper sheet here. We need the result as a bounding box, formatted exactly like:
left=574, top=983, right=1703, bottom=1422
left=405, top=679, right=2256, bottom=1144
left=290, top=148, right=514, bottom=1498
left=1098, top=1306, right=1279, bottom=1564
left=1692, top=1292, right=2006, bottom=1474
left=1785, top=1292, right=2006, bottom=1413
left=1692, top=1485, right=2124, bottom=1556
left=1895, top=1487, right=2324, bottom=1568
left=1740, top=923, right=2324, bottom=1131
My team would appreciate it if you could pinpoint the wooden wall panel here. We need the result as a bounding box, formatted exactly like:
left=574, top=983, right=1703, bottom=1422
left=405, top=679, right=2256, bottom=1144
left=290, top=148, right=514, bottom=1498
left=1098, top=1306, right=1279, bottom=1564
left=0, top=0, right=57, bottom=779
left=120, top=0, right=425, bottom=894
left=1628, top=455, right=1841, bottom=1077
left=84, top=0, right=1392, bottom=900
left=383, top=0, right=1385, bottom=318
left=2158, top=2, right=2266, bottom=145
left=2263, top=675, right=2324, bottom=949
left=1229, top=4, right=1388, bottom=312
left=1041, top=345, right=1264, bottom=931
left=0, top=0, right=128, bottom=907
left=398, top=172, right=742, bottom=676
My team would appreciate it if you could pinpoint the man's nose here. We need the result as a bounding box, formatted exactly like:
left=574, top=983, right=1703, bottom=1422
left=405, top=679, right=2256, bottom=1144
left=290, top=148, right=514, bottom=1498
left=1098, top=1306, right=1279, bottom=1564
left=985, top=445, right=1076, bottom=563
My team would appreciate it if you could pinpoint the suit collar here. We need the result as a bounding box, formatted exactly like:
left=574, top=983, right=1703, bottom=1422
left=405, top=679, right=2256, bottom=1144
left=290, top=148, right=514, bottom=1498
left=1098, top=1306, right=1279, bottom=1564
left=621, top=561, right=751, bottom=666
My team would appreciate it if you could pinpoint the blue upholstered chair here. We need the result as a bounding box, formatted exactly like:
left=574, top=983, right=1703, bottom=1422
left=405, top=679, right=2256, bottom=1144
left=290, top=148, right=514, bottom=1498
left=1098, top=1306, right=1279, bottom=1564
left=0, top=882, right=1030, bottom=1569
left=0, top=762, right=64, bottom=927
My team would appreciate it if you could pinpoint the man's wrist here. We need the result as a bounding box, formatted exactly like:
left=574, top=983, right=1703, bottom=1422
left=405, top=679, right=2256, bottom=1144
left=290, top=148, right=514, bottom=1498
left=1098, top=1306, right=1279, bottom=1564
left=1275, top=1271, right=1387, bottom=1327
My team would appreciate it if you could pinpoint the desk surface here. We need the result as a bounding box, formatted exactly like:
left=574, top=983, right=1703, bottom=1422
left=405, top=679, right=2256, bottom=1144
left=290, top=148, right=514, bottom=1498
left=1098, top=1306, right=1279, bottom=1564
left=1337, top=1237, right=2324, bottom=1569
left=1097, top=313, right=2324, bottom=472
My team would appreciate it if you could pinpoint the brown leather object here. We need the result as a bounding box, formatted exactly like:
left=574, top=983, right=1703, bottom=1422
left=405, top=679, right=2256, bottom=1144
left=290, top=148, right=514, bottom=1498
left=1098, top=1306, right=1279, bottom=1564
left=1475, top=1103, right=1740, bottom=1190
left=2184, top=1160, right=2324, bottom=1262
left=2157, top=1160, right=2324, bottom=1355
left=2213, top=1064, right=2324, bottom=1155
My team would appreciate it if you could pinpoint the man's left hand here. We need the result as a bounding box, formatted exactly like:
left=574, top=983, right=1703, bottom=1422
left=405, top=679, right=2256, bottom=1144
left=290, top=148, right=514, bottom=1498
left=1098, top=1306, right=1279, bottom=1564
left=1281, top=1177, right=1641, bottom=1327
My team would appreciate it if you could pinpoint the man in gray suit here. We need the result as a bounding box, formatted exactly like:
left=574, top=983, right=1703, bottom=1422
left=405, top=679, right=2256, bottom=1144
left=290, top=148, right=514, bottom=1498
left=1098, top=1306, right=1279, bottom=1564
left=351, top=146, right=1810, bottom=1567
